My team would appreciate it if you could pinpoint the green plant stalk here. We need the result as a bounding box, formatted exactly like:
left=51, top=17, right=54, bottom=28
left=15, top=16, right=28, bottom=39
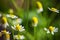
left=11, top=0, right=20, bottom=11
left=18, top=31, right=20, bottom=40
left=23, top=31, right=34, bottom=40
left=34, top=27, right=37, bottom=40
left=34, top=27, right=35, bottom=40
left=11, top=29, right=15, bottom=40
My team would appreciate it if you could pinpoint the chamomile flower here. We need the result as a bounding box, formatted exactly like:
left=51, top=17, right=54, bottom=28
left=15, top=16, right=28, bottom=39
left=13, top=18, right=22, bottom=25
left=44, top=26, right=58, bottom=35
left=32, top=17, right=38, bottom=27
left=1, top=29, right=10, bottom=40
left=6, top=9, right=18, bottom=19
left=2, top=16, right=9, bottom=28
left=1, top=29, right=10, bottom=34
left=14, top=35, right=25, bottom=40
left=48, top=7, right=59, bottom=13
left=11, top=24, right=25, bottom=32
left=36, top=1, right=43, bottom=13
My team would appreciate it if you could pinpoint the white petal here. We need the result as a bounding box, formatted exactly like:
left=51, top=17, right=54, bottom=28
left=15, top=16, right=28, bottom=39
left=12, top=16, right=18, bottom=18
left=14, top=35, right=24, bottom=40
left=6, top=23, right=9, bottom=26
left=3, top=23, right=9, bottom=28
left=54, top=28, right=58, bottom=32
left=37, top=8, right=43, bottom=13
left=51, top=32, right=54, bottom=35
left=17, top=18, right=22, bottom=24
left=47, top=30, right=50, bottom=33
left=6, top=14, right=18, bottom=18
left=6, top=14, right=10, bottom=17
left=20, top=35, right=25, bottom=39
left=48, top=7, right=51, bottom=10
left=19, top=29, right=25, bottom=32
left=20, top=26, right=25, bottom=32
left=44, top=28, right=48, bottom=31
left=14, top=35, right=18, bottom=39
left=6, top=31, right=11, bottom=34
left=55, top=10, right=59, bottom=13
left=32, top=23, right=38, bottom=27
left=22, top=26, right=24, bottom=29
left=11, top=26, right=15, bottom=30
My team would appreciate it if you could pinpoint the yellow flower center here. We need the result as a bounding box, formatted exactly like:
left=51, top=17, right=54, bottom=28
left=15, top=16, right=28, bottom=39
left=49, top=26, right=54, bottom=32
left=16, top=24, right=21, bottom=30
left=36, top=1, right=43, bottom=9
left=6, top=34, right=10, bottom=39
left=2, top=29, right=7, bottom=33
left=2, top=17, right=7, bottom=23
left=51, top=8, right=57, bottom=12
left=32, top=17, right=38, bottom=24
left=10, top=14, right=15, bottom=18
left=9, top=9, right=15, bottom=18
left=9, top=9, right=14, bottom=14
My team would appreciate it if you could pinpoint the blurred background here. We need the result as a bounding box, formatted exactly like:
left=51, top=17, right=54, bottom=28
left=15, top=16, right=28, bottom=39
left=0, top=0, right=60, bottom=40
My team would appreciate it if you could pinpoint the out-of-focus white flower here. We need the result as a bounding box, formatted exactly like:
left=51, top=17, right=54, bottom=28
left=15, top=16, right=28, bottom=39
left=32, top=17, right=38, bottom=27
left=14, top=35, right=25, bottom=40
left=6, top=9, right=18, bottom=19
left=44, top=26, right=58, bottom=35
left=37, top=8, right=43, bottom=13
left=1, top=29, right=10, bottom=34
left=13, top=18, right=22, bottom=25
left=2, top=16, right=9, bottom=28
left=3, top=23, right=9, bottom=28
left=48, top=7, right=59, bottom=13
left=11, top=24, right=25, bottom=32
left=1, top=30, right=10, bottom=40
left=36, top=1, right=43, bottom=13
left=6, top=14, right=18, bottom=19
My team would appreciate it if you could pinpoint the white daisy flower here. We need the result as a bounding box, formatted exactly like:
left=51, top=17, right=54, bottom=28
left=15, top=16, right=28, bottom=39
left=1, top=30, right=10, bottom=40
left=11, top=24, right=25, bottom=32
left=1, top=30, right=10, bottom=34
left=1, top=29, right=11, bottom=37
left=6, top=14, right=18, bottom=19
left=2, top=16, right=9, bottom=28
left=32, top=17, right=38, bottom=27
left=36, top=1, right=43, bottom=13
left=14, top=35, right=25, bottom=40
left=6, top=9, right=18, bottom=19
left=37, top=8, right=43, bottom=13
left=44, top=26, right=58, bottom=35
left=3, top=22, right=9, bottom=28
left=48, top=7, right=59, bottom=13
left=13, top=18, right=22, bottom=25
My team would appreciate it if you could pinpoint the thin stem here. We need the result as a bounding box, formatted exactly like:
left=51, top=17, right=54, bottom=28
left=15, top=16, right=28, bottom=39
left=34, top=27, right=37, bottom=40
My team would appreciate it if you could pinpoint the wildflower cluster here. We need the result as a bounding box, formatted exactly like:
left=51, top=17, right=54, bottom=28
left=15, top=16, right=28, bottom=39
left=0, top=0, right=59, bottom=40
left=0, top=9, right=25, bottom=40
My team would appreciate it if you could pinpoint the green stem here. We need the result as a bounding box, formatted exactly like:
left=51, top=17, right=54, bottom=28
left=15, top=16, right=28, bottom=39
left=11, top=29, right=15, bottom=40
left=34, top=27, right=37, bottom=40
left=11, top=0, right=20, bottom=10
